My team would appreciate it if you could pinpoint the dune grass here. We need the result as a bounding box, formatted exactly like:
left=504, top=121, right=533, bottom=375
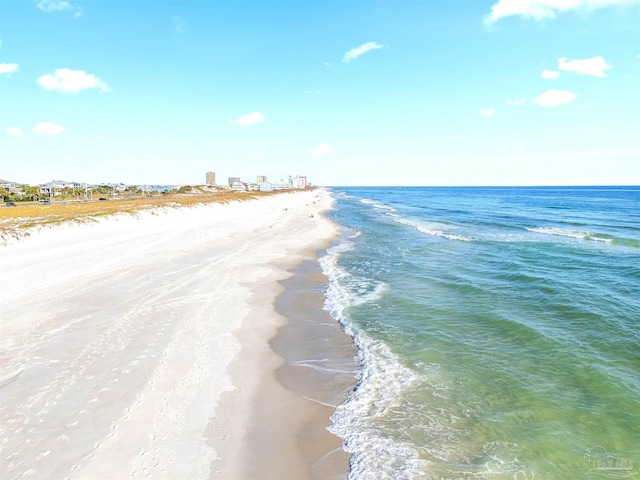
left=0, top=189, right=304, bottom=243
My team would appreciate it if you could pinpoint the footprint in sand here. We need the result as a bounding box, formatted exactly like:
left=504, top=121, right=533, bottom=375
left=35, top=450, right=51, bottom=460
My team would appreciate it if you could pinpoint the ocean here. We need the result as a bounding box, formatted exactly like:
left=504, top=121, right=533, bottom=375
left=320, top=186, right=640, bottom=480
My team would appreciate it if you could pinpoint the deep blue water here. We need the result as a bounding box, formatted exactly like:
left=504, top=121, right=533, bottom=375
left=321, top=187, right=640, bottom=480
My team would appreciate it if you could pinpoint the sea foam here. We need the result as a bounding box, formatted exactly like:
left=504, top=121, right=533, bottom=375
left=321, top=235, right=423, bottom=480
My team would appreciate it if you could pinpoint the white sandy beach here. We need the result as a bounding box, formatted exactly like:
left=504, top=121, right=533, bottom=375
left=0, top=188, right=351, bottom=480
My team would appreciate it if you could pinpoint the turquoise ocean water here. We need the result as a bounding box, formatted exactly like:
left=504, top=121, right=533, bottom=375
left=320, top=187, right=639, bottom=480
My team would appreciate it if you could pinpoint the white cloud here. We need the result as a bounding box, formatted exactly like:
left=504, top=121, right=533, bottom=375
left=32, top=122, right=65, bottom=135
left=532, top=89, right=577, bottom=107
left=37, top=0, right=82, bottom=17
left=37, top=0, right=73, bottom=12
left=507, top=98, right=526, bottom=106
left=479, top=108, right=495, bottom=117
left=541, top=69, right=559, bottom=79
left=309, top=144, right=335, bottom=156
left=343, top=42, right=384, bottom=63
left=235, top=112, right=264, bottom=126
left=7, top=127, right=25, bottom=137
left=37, top=68, right=111, bottom=93
left=484, top=0, right=639, bottom=24
left=558, top=56, right=611, bottom=77
left=0, top=63, right=19, bottom=75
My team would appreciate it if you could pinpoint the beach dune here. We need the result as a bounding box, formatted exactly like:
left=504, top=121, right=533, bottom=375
left=0, top=188, right=353, bottom=479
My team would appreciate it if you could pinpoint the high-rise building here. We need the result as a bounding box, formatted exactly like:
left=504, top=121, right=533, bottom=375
left=228, top=176, right=241, bottom=186
left=290, top=175, right=308, bottom=189
left=206, top=171, right=216, bottom=185
left=257, top=175, right=267, bottom=184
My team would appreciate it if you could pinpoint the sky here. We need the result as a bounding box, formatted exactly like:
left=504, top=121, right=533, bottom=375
left=1, top=0, right=639, bottom=186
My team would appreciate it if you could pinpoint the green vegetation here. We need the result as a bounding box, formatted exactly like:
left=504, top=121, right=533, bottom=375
left=1, top=185, right=43, bottom=202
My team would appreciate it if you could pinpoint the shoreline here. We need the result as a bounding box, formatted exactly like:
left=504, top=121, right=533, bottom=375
left=208, top=206, right=358, bottom=480
left=272, top=257, right=357, bottom=478
left=0, top=188, right=356, bottom=480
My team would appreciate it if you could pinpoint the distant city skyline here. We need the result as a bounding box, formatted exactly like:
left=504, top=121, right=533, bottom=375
left=1, top=1, right=638, bottom=186
left=0, top=173, right=307, bottom=188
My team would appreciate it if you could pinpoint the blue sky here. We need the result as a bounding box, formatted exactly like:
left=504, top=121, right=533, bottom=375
left=1, top=0, right=639, bottom=186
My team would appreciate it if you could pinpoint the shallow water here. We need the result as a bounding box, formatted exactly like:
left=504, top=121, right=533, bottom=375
left=324, top=187, right=640, bottom=480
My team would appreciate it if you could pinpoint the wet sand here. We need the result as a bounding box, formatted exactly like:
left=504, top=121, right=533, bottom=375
left=271, top=259, right=357, bottom=478
left=210, top=257, right=357, bottom=480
